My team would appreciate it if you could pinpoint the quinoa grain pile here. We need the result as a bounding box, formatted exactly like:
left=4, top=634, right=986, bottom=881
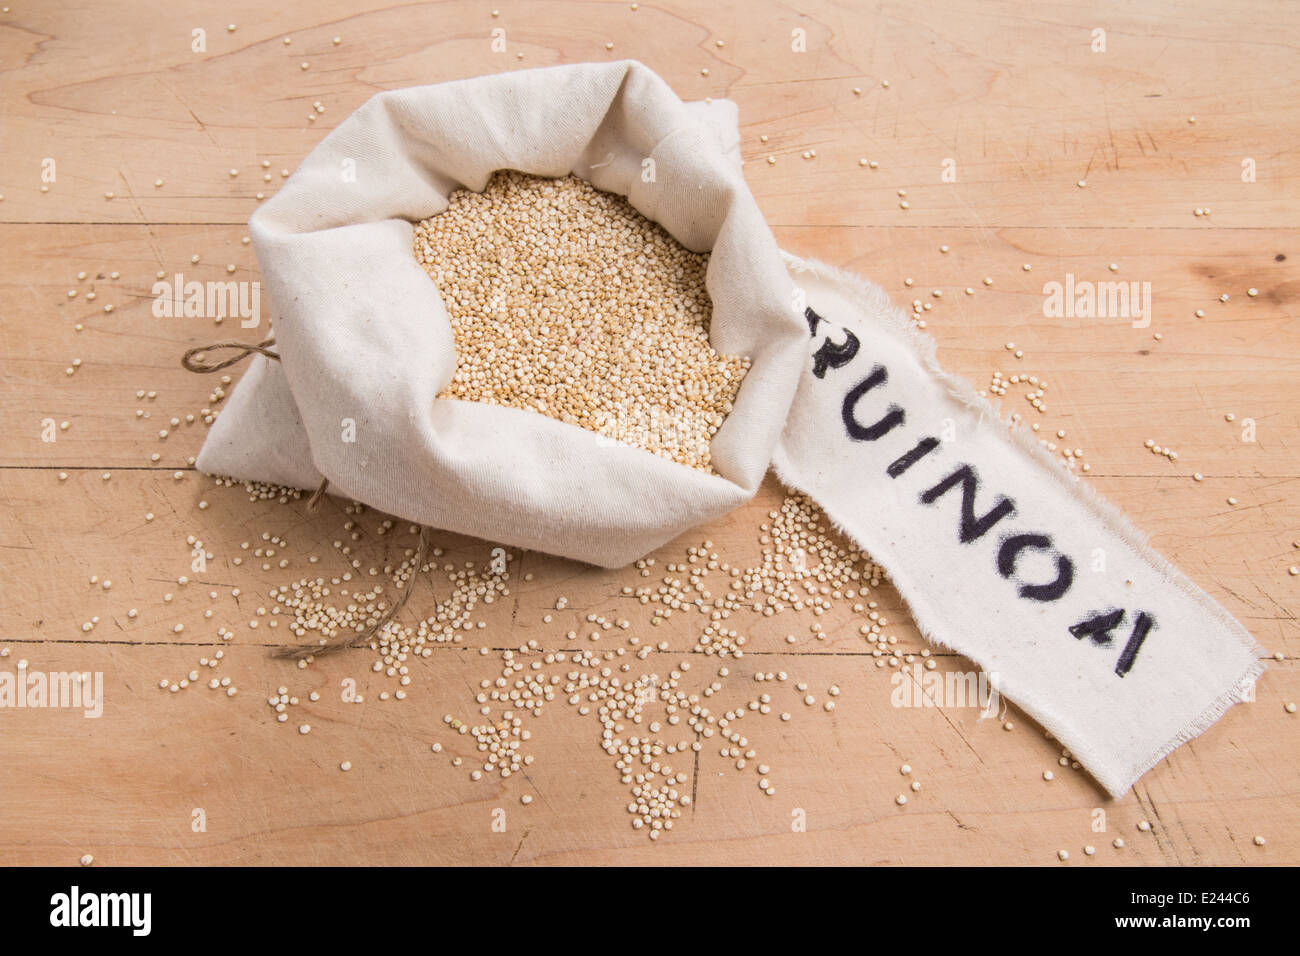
left=413, top=171, right=750, bottom=471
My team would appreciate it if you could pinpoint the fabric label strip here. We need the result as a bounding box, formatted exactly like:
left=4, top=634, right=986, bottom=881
left=773, top=254, right=1264, bottom=797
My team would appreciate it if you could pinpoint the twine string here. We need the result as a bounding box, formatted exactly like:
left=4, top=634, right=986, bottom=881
left=305, top=477, right=330, bottom=513
left=272, top=526, right=431, bottom=661
left=180, top=337, right=432, bottom=661
left=181, top=337, right=280, bottom=373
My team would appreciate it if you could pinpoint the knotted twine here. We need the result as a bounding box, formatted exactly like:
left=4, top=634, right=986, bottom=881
left=183, top=339, right=424, bottom=661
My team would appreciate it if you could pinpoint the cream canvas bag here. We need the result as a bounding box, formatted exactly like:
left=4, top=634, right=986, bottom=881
left=194, top=61, right=1264, bottom=797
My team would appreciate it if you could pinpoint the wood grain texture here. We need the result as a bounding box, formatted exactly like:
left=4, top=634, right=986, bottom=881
left=0, top=0, right=1296, bottom=866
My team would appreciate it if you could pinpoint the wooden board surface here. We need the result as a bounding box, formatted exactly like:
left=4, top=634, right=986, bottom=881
left=0, top=0, right=1296, bottom=866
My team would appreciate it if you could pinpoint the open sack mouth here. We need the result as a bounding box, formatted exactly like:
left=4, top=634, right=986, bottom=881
left=412, top=168, right=764, bottom=475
